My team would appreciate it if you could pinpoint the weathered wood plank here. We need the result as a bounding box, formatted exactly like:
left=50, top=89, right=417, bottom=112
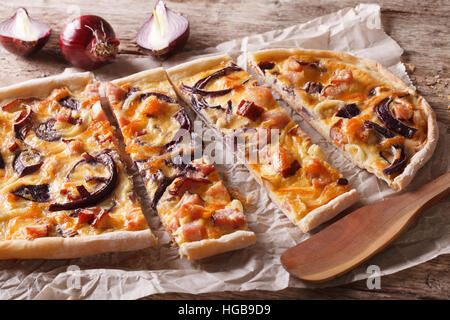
left=0, top=0, right=448, bottom=127
left=143, top=254, right=449, bottom=299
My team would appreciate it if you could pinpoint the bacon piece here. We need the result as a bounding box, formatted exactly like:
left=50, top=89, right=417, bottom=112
left=123, top=208, right=145, bottom=231
left=330, top=119, right=348, bottom=146
left=205, top=181, right=231, bottom=203
left=236, top=100, right=264, bottom=121
left=122, top=120, right=146, bottom=138
left=303, top=158, right=332, bottom=188
left=105, top=82, right=126, bottom=107
left=179, top=192, right=205, bottom=207
left=271, top=146, right=300, bottom=178
left=246, top=86, right=274, bottom=109
left=49, top=88, right=70, bottom=101
left=176, top=193, right=205, bottom=221
left=322, top=69, right=353, bottom=98
left=304, top=158, right=327, bottom=179
left=192, top=162, right=215, bottom=177
left=211, top=208, right=246, bottom=229
left=330, top=69, right=353, bottom=85
left=168, top=177, right=211, bottom=196
left=260, top=109, right=291, bottom=130
left=392, top=98, right=414, bottom=120
left=188, top=158, right=216, bottom=178
left=344, top=118, right=369, bottom=142
left=322, top=84, right=346, bottom=98
left=284, top=70, right=305, bottom=86
left=92, top=211, right=112, bottom=229
left=8, top=140, right=20, bottom=152
left=92, top=101, right=107, bottom=121
left=1, top=98, right=37, bottom=112
left=56, top=108, right=73, bottom=123
left=76, top=211, right=96, bottom=225
left=281, top=57, right=307, bottom=86
left=76, top=206, right=111, bottom=229
left=284, top=57, right=303, bottom=72
left=84, top=82, right=101, bottom=98
left=182, top=223, right=206, bottom=242
left=24, top=224, right=49, bottom=240
left=257, top=109, right=290, bottom=144
left=168, top=218, right=180, bottom=234
left=117, top=114, right=130, bottom=127
left=288, top=125, right=310, bottom=140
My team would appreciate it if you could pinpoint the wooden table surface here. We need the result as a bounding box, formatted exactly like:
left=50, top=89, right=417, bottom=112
left=0, top=0, right=448, bottom=300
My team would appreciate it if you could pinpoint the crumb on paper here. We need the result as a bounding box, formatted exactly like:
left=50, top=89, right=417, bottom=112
left=405, top=63, right=416, bottom=73
left=426, top=78, right=438, bottom=86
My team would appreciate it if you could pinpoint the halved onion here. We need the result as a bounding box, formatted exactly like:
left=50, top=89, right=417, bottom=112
left=136, top=0, right=189, bottom=58
left=0, top=8, right=51, bottom=56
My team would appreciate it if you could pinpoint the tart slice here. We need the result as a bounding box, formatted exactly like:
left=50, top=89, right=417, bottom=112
left=0, top=72, right=156, bottom=259
left=167, top=54, right=359, bottom=232
left=104, top=68, right=256, bottom=259
left=248, top=48, right=438, bottom=190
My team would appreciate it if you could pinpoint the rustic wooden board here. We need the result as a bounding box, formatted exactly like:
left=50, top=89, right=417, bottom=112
left=0, top=0, right=448, bottom=299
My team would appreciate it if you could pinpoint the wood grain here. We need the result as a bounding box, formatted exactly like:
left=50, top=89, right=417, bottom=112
left=0, top=0, right=448, bottom=300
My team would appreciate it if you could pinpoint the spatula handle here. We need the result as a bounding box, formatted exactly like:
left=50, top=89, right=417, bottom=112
left=413, top=171, right=450, bottom=211
left=280, top=171, right=450, bottom=283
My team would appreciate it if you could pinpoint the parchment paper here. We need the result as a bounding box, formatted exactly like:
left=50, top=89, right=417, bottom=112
left=0, top=3, right=448, bottom=300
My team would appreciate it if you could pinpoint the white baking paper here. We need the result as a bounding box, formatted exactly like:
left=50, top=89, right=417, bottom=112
left=0, top=3, right=448, bottom=299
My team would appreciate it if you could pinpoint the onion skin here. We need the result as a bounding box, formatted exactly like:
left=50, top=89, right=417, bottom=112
left=257, top=61, right=275, bottom=74
left=59, top=15, right=120, bottom=70
left=34, top=118, right=61, bottom=142
left=374, top=97, right=417, bottom=139
left=13, top=107, right=33, bottom=140
left=335, top=103, right=360, bottom=119
left=0, top=8, right=51, bottom=57
left=13, top=149, right=43, bottom=177
left=139, top=91, right=176, bottom=104
left=0, top=152, right=4, bottom=169
left=49, top=152, right=118, bottom=211
left=12, top=184, right=50, bottom=202
left=0, top=32, right=51, bottom=56
left=151, top=174, right=176, bottom=209
left=181, top=63, right=242, bottom=98
left=382, top=145, right=407, bottom=176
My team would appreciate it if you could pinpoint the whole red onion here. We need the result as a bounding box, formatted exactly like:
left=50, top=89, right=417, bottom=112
left=59, top=15, right=120, bottom=70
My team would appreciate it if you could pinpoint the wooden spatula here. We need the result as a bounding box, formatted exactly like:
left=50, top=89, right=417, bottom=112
left=281, top=171, right=450, bottom=283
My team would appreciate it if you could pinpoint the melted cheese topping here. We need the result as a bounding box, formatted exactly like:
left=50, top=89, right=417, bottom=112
left=0, top=85, right=149, bottom=240
left=252, top=53, right=429, bottom=184
left=170, top=59, right=352, bottom=222
left=157, top=156, right=249, bottom=245
left=108, top=76, right=252, bottom=246
left=110, top=80, right=186, bottom=161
